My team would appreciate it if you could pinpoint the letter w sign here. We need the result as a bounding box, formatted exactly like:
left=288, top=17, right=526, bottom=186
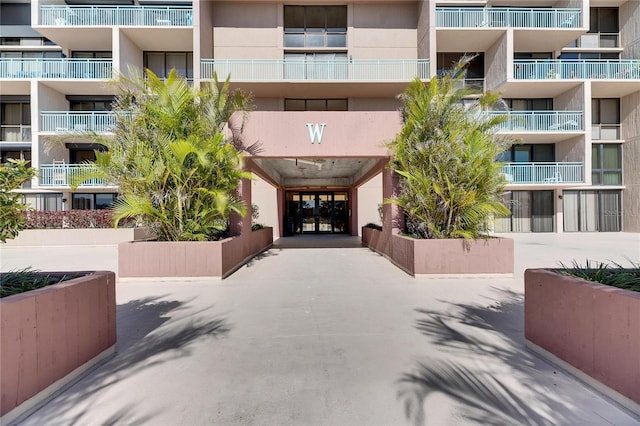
left=306, top=123, right=326, bottom=144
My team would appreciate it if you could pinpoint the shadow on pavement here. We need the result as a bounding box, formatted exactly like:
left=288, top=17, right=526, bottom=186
left=398, top=288, right=588, bottom=426
left=22, top=296, right=231, bottom=426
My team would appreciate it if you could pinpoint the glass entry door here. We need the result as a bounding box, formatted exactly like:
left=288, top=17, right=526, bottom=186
left=286, top=191, right=348, bottom=234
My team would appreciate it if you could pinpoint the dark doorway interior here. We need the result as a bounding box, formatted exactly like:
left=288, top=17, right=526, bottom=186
left=286, top=191, right=348, bottom=235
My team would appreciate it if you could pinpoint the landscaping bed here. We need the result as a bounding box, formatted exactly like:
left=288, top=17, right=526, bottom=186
left=1, top=271, right=116, bottom=423
left=118, top=227, right=273, bottom=279
left=525, top=268, right=640, bottom=413
left=362, top=227, right=513, bottom=275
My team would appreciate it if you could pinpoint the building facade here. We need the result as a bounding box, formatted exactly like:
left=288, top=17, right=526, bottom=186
left=1, top=0, right=639, bottom=236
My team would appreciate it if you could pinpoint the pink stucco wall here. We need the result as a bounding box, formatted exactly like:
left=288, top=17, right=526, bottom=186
left=362, top=227, right=514, bottom=275
left=0, top=271, right=116, bottom=417
left=238, top=111, right=402, bottom=158
left=525, top=269, right=640, bottom=405
left=118, top=228, right=273, bottom=278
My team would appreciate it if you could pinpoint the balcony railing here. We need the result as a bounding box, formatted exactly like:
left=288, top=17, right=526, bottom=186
left=0, top=58, right=112, bottom=79
left=40, top=5, right=193, bottom=27
left=436, top=8, right=581, bottom=28
left=201, top=59, right=430, bottom=81
left=41, top=111, right=118, bottom=133
left=514, top=60, right=640, bottom=80
left=489, top=111, right=583, bottom=132
left=501, top=162, right=583, bottom=184
left=39, top=164, right=106, bottom=187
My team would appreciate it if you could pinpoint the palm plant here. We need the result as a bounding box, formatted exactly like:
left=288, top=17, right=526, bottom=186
left=75, top=69, right=253, bottom=241
left=0, top=159, right=36, bottom=243
left=388, top=58, right=512, bottom=240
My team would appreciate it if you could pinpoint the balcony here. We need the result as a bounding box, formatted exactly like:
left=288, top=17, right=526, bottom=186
left=501, top=162, right=583, bottom=184
left=513, top=60, right=640, bottom=80
left=489, top=111, right=583, bottom=132
left=41, top=111, right=118, bottom=133
left=436, top=8, right=581, bottom=28
left=40, top=5, right=193, bottom=27
left=39, top=164, right=106, bottom=187
left=201, top=59, right=430, bottom=82
left=0, top=58, right=112, bottom=79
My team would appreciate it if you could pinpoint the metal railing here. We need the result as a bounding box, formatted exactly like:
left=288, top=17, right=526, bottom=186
left=489, top=111, right=583, bottom=132
left=0, top=58, right=112, bottom=79
left=501, top=162, right=583, bottom=184
left=201, top=59, right=430, bottom=81
left=514, top=59, right=640, bottom=80
left=39, top=164, right=106, bottom=187
left=436, top=8, right=582, bottom=28
left=40, top=5, right=193, bottom=27
left=41, top=111, right=118, bottom=133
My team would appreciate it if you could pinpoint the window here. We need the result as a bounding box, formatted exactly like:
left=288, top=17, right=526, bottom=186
left=560, top=52, right=619, bottom=61
left=1, top=149, right=31, bottom=165
left=592, top=144, right=622, bottom=185
left=0, top=3, right=31, bottom=26
left=0, top=37, right=53, bottom=46
left=284, top=52, right=348, bottom=79
left=504, top=99, right=553, bottom=111
left=436, top=53, right=484, bottom=90
left=514, top=52, right=553, bottom=60
left=564, top=190, right=621, bottom=231
left=592, top=98, right=620, bottom=140
left=284, top=6, right=347, bottom=48
left=0, top=51, right=63, bottom=59
left=498, top=144, right=555, bottom=162
left=68, top=96, right=114, bottom=112
left=285, top=99, right=348, bottom=111
left=72, top=193, right=117, bottom=210
left=23, top=193, right=63, bottom=211
left=71, top=51, right=112, bottom=59
left=589, top=7, right=619, bottom=47
left=494, top=190, right=554, bottom=233
left=143, top=52, right=193, bottom=79
left=1, top=101, right=31, bottom=142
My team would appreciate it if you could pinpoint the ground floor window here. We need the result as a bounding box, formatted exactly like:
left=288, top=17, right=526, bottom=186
left=23, top=193, right=63, bottom=211
left=72, top=193, right=118, bottom=210
left=286, top=191, right=348, bottom=235
left=494, top=190, right=554, bottom=232
left=564, top=190, right=621, bottom=232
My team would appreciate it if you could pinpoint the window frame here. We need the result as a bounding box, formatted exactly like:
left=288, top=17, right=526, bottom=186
left=284, top=5, right=348, bottom=49
left=591, top=143, right=622, bottom=185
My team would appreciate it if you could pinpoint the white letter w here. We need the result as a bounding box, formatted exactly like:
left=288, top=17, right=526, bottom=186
left=306, top=123, right=326, bottom=144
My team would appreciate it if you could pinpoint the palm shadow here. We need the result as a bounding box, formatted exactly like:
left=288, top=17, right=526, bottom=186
left=398, top=288, right=592, bottom=426
left=22, top=296, right=231, bottom=426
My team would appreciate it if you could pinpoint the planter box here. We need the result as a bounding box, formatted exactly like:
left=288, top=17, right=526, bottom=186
left=1, top=271, right=116, bottom=423
left=2, top=228, right=154, bottom=246
left=362, top=227, right=513, bottom=275
left=525, top=269, right=640, bottom=412
left=118, top=227, right=273, bottom=279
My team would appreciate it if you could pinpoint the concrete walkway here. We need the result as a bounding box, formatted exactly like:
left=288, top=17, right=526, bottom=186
left=3, top=233, right=640, bottom=425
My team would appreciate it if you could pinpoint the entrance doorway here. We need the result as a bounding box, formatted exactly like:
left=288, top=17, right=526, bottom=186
left=286, top=191, right=348, bottom=234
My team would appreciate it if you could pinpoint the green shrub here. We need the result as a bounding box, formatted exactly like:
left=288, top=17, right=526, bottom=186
left=0, top=159, right=36, bottom=243
left=557, top=260, right=640, bottom=292
left=0, top=268, right=82, bottom=298
left=387, top=58, right=512, bottom=240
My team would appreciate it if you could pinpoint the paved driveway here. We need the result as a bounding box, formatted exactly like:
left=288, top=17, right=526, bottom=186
left=5, top=233, right=640, bottom=425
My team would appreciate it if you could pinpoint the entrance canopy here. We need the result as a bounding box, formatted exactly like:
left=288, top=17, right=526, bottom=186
left=251, top=157, right=384, bottom=188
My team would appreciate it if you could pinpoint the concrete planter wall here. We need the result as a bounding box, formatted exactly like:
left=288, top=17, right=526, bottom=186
left=2, top=228, right=154, bottom=246
left=118, top=227, right=273, bottom=279
left=0, top=271, right=116, bottom=423
left=362, top=227, right=514, bottom=275
left=525, top=269, right=640, bottom=412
